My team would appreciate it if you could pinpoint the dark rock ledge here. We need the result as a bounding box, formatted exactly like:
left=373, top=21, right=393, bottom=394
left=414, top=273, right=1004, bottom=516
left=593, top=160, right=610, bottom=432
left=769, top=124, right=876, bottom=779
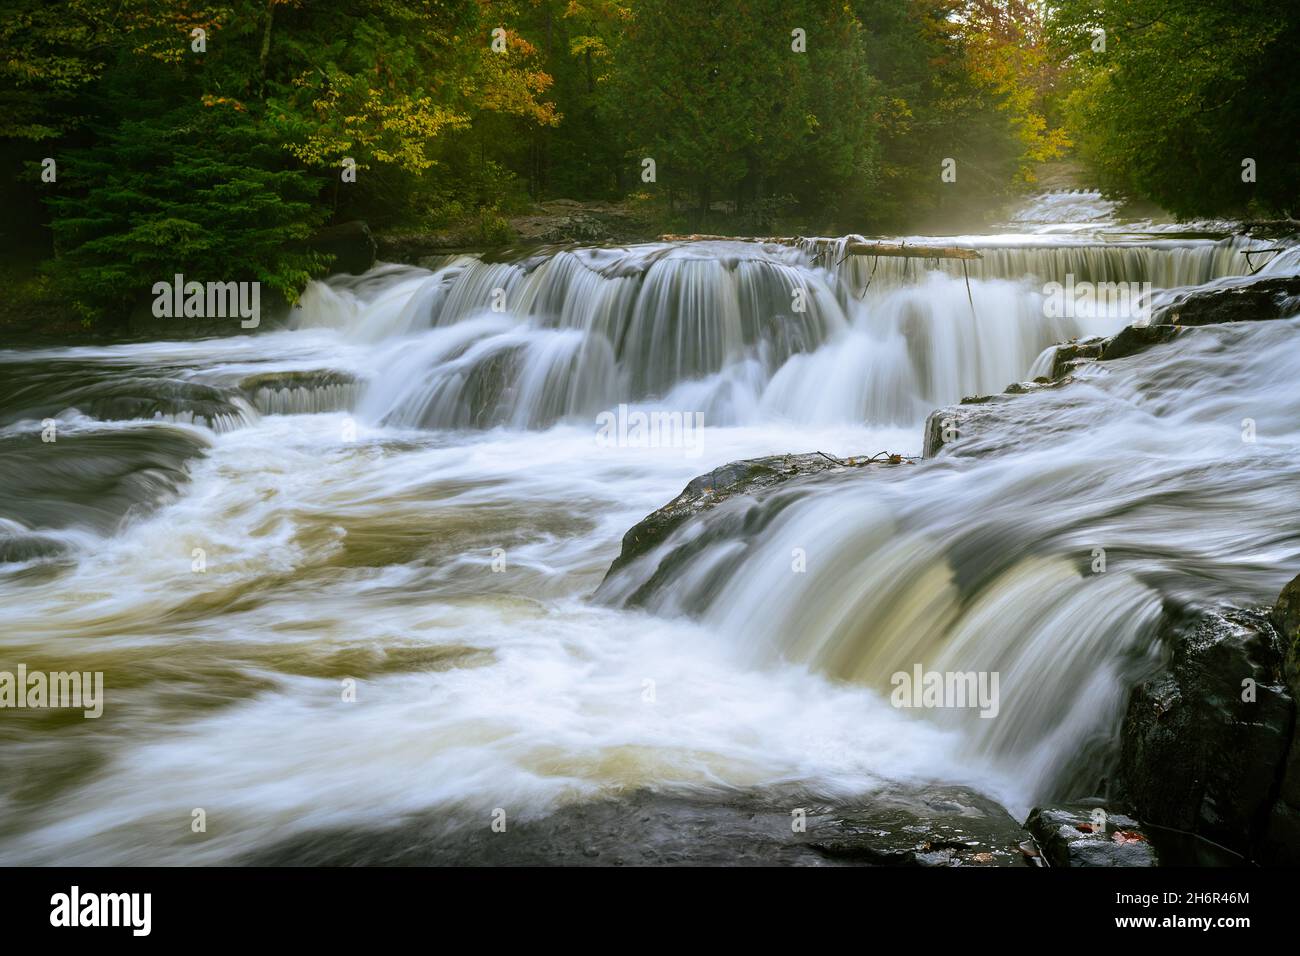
left=597, top=451, right=913, bottom=596
left=247, top=784, right=1037, bottom=867
left=1116, top=577, right=1300, bottom=864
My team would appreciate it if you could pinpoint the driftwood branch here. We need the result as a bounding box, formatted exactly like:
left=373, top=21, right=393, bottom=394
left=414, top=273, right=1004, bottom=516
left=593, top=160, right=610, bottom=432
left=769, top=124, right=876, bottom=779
left=840, top=242, right=983, bottom=261
left=658, top=234, right=983, bottom=260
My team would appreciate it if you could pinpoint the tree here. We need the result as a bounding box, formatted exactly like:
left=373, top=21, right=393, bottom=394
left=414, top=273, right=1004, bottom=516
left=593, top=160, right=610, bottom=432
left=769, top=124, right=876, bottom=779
left=1051, top=0, right=1299, bottom=217
left=601, top=0, right=878, bottom=227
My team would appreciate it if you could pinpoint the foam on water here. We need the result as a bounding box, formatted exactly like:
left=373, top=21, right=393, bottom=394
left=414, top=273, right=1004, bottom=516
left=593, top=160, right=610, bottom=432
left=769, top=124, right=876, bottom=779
left=0, top=200, right=1295, bottom=862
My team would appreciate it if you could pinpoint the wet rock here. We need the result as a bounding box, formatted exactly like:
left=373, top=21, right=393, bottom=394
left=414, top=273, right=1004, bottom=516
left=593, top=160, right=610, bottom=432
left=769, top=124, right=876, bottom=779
left=376, top=201, right=655, bottom=262
left=1024, top=274, right=1300, bottom=390
left=1118, top=606, right=1295, bottom=859
left=308, top=221, right=377, bottom=276
left=509, top=200, right=653, bottom=245
left=924, top=285, right=1286, bottom=457
left=1153, top=275, right=1300, bottom=327
left=1274, top=573, right=1300, bottom=692
left=922, top=401, right=1019, bottom=458
left=0, top=425, right=210, bottom=540
left=599, top=451, right=906, bottom=586
left=1098, top=323, right=1181, bottom=361
left=808, top=786, right=1031, bottom=866
left=1026, top=323, right=1179, bottom=388
left=238, top=369, right=358, bottom=393
left=238, top=369, right=361, bottom=414
left=1266, top=574, right=1300, bottom=863
left=0, top=530, right=71, bottom=564
left=1024, top=805, right=1158, bottom=867
left=0, top=372, right=254, bottom=433
left=1003, top=378, right=1063, bottom=396
left=923, top=407, right=959, bottom=457
left=246, top=785, right=1030, bottom=867
left=1048, top=336, right=1107, bottom=380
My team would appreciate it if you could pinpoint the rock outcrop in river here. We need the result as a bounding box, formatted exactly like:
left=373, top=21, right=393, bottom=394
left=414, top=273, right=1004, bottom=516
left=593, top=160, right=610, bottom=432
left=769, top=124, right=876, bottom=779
left=596, top=451, right=912, bottom=606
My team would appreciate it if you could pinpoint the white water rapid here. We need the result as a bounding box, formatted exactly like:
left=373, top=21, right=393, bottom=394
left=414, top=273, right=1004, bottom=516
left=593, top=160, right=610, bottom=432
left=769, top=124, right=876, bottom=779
left=1, top=196, right=1296, bottom=864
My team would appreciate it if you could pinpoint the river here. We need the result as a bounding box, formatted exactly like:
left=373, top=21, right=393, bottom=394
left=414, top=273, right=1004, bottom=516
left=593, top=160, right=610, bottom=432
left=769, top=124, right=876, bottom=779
left=1, top=191, right=1297, bottom=864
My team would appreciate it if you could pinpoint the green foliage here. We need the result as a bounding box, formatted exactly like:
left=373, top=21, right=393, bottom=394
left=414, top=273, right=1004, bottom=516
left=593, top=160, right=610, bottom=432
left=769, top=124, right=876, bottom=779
left=1050, top=0, right=1300, bottom=218
left=45, top=104, right=329, bottom=318
left=8, top=0, right=1288, bottom=328
left=472, top=207, right=516, bottom=246
left=597, top=0, right=879, bottom=227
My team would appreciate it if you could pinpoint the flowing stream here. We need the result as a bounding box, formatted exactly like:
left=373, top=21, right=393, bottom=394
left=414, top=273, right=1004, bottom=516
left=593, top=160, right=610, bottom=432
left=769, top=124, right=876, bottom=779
left=2, top=192, right=1298, bottom=863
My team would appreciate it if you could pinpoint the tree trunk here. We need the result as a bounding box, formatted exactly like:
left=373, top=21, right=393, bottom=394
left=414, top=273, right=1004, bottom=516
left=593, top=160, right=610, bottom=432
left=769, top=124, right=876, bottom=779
left=257, top=0, right=275, bottom=97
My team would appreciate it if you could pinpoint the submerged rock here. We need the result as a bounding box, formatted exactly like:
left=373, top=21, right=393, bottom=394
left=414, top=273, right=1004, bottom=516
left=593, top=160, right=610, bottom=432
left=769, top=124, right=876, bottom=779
left=0, top=424, right=211, bottom=548
left=238, top=369, right=361, bottom=415
left=1117, top=605, right=1295, bottom=860
left=1024, top=805, right=1158, bottom=867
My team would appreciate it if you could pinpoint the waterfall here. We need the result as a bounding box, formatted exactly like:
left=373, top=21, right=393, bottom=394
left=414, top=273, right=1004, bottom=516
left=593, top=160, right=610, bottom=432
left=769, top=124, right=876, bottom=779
left=807, top=234, right=1266, bottom=295
left=596, top=317, right=1300, bottom=800
left=3, top=207, right=1297, bottom=863
left=299, top=232, right=1267, bottom=432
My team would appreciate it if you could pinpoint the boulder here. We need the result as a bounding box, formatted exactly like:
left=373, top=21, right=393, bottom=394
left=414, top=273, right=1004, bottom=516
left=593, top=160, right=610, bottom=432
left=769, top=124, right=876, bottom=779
left=1117, top=606, right=1295, bottom=859
left=308, top=221, right=377, bottom=276
left=1267, top=573, right=1300, bottom=863
left=599, top=451, right=905, bottom=585
left=1274, top=573, right=1300, bottom=692
left=809, top=786, right=1033, bottom=866
left=1024, top=805, right=1158, bottom=867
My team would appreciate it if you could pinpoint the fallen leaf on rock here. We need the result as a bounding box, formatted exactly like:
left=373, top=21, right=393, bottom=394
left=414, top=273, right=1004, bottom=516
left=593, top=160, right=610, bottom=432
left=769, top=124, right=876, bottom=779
left=1112, top=830, right=1147, bottom=844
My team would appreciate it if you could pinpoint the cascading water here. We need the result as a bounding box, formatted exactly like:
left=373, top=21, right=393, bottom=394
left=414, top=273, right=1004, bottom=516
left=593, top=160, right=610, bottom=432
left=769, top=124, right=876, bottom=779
left=597, top=318, right=1300, bottom=798
left=1, top=196, right=1296, bottom=864
left=300, top=231, right=1269, bottom=430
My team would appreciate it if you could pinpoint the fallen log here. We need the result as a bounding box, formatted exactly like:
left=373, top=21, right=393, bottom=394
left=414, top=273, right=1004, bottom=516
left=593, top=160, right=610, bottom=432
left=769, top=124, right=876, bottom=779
left=839, top=242, right=982, bottom=261
left=657, top=234, right=983, bottom=260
